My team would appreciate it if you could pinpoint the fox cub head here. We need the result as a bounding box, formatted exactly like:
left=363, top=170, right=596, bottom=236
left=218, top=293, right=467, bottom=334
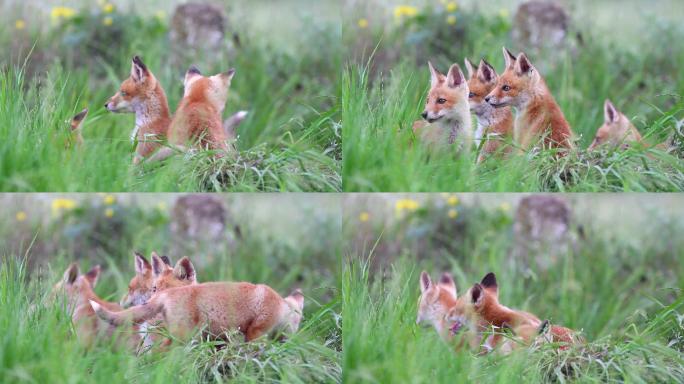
left=120, top=252, right=197, bottom=308
left=416, top=271, right=460, bottom=331
left=589, top=99, right=642, bottom=150
left=53, top=263, right=101, bottom=310
left=464, top=58, right=500, bottom=119
left=463, top=272, right=499, bottom=320
left=421, top=62, right=469, bottom=124
left=70, top=108, right=88, bottom=132
left=485, top=48, right=540, bottom=110
left=105, top=56, right=159, bottom=113
left=182, top=66, right=235, bottom=115
left=283, top=289, right=305, bottom=333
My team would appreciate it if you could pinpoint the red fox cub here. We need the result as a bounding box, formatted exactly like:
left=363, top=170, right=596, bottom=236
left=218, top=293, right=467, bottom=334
left=168, top=66, right=237, bottom=153
left=105, top=56, right=172, bottom=164
left=416, top=271, right=460, bottom=340
left=120, top=252, right=197, bottom=351
left=589, top=99, right=643, bottom=150
left=485, top=48, right=575, bottom=153
left=53, top=263, right=139, bottom=350
left=463, top=272, right=579, bottom=351
left=463, top=58, right=514, bottom=162
left=412, top=62, right=472, bottom=150
left=66, top=108, right=88, bottom=148
left=91, top=281, right=304, bottom=343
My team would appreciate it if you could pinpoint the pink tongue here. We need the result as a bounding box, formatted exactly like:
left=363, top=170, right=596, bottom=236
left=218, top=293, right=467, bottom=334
left=450, top=322, right=463, bottom=334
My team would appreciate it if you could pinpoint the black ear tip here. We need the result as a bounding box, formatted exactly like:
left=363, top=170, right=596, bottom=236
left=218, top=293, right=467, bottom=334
left=160, top=255, right=171, bottom=266
left=481, top=272, right=497, bottom=288
left=187, top=65, right=201, bottom=75
left=439, top=272, right=452, bottom=284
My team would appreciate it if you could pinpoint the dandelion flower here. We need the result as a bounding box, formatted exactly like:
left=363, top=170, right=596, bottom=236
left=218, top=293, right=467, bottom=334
left=499, top=202, right=511, bottom=212
left=155, top=10, right=166, bottom=20
left=359, top=212, right=370, bottom=222
left=447, top=15, right=457, bottom=25
left=395, top=199, right=420, bottom=214
left=103, top=194, right=116, bottom=205
left=157, top=202, right=167, bottom=211
left=16, top=211, right=27, bottom=222
left=15, top=19, right=26, bottom=30
left=394, top=5, right=418, bottom=20
left=448, top=209, right=458, bottom=219
left=102, top=3, right=114, bottom=13
left=51, top=198, right=77, bottom=216
left=446, top=2, right=458, bottom=12
left=357, top=18, right=369, bottom=29
left=446, top=195, right=459, bottom=206
left=103, top=16, right=113, bottom=26
left=50, top=6, right=77, bottom=22
left=105, top=208, right=114, bottom=218
left=498, top=9, right=509, bottom=19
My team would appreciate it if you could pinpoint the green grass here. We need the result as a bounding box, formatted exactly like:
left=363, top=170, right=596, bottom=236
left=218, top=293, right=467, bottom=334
left=342, top=5, right=684, bottom=192
left=0, top=2, right=340, bottom=192
left=342, top=202, right=684, bottom=383
left=0, top=195, right=342, bottom=383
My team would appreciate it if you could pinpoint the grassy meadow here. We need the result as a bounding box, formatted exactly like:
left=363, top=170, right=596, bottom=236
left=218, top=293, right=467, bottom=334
left=342, top=194, right=684, bottom=382
left=0, top=1, right=341, bottom=192
left=0, top=194, right=342, bottom=383
left=343, top=1, right=684, bottom=192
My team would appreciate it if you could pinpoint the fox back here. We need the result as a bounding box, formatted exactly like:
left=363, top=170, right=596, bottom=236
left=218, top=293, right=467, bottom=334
left=168, top=67, right=236, bottom=152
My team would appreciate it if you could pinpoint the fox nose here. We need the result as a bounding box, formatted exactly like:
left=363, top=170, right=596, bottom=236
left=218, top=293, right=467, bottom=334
left=484, top=96, right=492, bottom=103
left=104, top=102, right=109, bottom=109
left=421, top=111, right=428, bottom=119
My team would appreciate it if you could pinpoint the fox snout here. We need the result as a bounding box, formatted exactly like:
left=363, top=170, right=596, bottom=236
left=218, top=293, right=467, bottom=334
left=421, top=111, right=428, bottom=120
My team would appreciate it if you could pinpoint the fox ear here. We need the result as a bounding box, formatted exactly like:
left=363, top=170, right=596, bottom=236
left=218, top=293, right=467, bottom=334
left=173, top=257, right=196, bottom=282
left=151, top=252, right=167, bottom=277
left=428, top=61, right=444, bottom=88
left=420, top=271, right=432, bottom=293
left=184, top=65, right=201, bottom=86
left=221, top=68, right=236, bottom=81
left=134, top=252, right=151, bottom=275
left=514, top=53, right=535, bottom=76
left=70, top=108, right=88, bottom=131
left=446, top=64, right=466, bottom=89
left=470, top=283, right=484, bottom=308
left=480, top=272, right=498, bottom=293
left=84, top=265, right=101, bottom=287
left=160, top=255, right=172, bottom=266
left=439, top=272, right=457, bottom=297
left=503, top=47, right=517, bottom=68
left=464, top=58, right=477, bottom=79
left=604, top=99, right=619, bottom=124
left=478, top=59, right=497, bottom=83
left=131, top=56, right=149, bottom=83
left=64, top=263, right=79, bottom=285
left=288, top=288, right=304, bottom=309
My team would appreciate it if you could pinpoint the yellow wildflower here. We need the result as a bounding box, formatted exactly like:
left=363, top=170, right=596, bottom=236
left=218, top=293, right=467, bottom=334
left=102, top=3, right=114, bottom=13
left=103, top=16, right=113, bottom=26
left=499, top=9, right=509, bottom=19
left=499, top=202, right=511, bottom=212
left=447, top=15, right=457, bottom=25
left=359, top=212, right=370, bottom=222
left=357, top=18, right=369, bottom=29
left=394, top=5, right=418, bottom=20
left=15, top=19, right=26, bottom=30
left=52, top=198, right=77, bottom=215
left=50, top=6, right=77, bottom=22
left=448, top=209, right=458, bottom=219
left=446, top=2, right=458, bottom=12
left=103, top=194, right=116, bottom=205
left=446, top=195, right=459, bottom=206
left=157, top=202, right=167, bottom=211
left=155, top=10, right=166, bottom=20
left=16, top=211, right=27, bottom=222
left=395, top=198, right=420, bottom=214
left=104, top=208, right=114, bottom=218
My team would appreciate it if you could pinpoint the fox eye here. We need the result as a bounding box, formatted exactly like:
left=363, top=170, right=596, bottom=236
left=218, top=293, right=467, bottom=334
left=437, top=98, right=447, bottom=104
left=468, top=92, right=475, bottom=98
left=502, top=85, right=511, bottom=92
left=120, top=90, right=127, bottom=96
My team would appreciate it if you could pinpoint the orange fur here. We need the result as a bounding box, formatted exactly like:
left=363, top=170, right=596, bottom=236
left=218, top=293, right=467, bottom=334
left=167, top=67, right=236, bottom=153
left=464, top=58, right=514, bottom=162
left=485, top=48, right=574, bottom=153
left=413, top=62, right=472, bottom=150
left=66, top=108, right=88, bottom=148
left=53, top=264, right=139, bottom=350
left=92, top=281, right=303, bottom=343
left=105, top=56, right=171, bottom=164
left=590, top=99, right=643, bottom=150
